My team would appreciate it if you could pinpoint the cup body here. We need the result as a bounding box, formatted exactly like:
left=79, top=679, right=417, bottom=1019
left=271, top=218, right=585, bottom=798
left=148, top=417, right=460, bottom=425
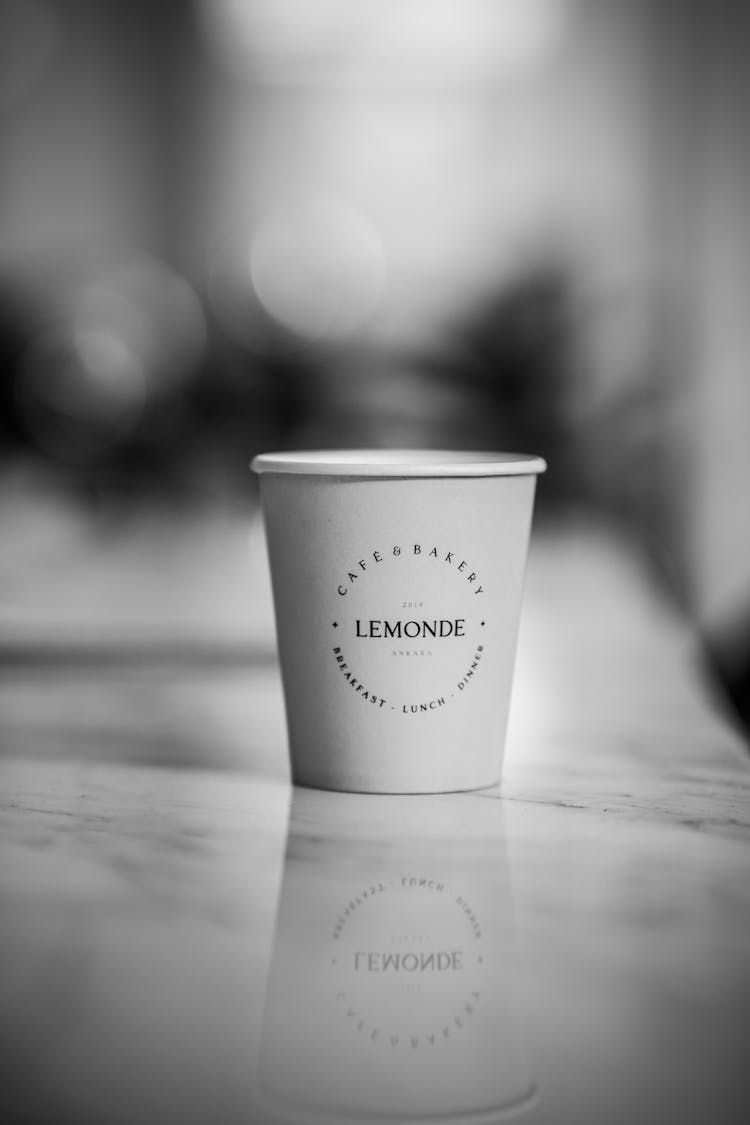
left=252, top=451, right=545, bottom=793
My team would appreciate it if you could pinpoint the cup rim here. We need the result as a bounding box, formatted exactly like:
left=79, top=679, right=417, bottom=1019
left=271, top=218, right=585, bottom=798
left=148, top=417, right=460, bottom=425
left=251, top=449, right=547, bottom=478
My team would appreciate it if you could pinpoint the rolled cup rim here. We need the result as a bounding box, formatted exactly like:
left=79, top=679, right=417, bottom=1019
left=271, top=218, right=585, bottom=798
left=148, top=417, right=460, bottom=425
left=250, top=449, right=547, bottom=478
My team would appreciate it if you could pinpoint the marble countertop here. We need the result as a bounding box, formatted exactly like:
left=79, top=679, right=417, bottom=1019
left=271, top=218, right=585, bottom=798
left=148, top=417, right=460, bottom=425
left=1, top=520, right=749, bottom=1125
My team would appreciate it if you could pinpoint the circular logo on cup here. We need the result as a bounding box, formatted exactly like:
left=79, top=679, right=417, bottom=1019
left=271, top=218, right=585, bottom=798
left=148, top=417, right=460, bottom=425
left=330, top=542, right=487, bottom=716
left=330, top=875, right=485, bottom=1050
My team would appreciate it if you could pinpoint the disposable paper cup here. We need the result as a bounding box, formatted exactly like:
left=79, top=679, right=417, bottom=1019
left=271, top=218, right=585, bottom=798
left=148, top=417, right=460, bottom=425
left=251, top=450, right=546, bottom=793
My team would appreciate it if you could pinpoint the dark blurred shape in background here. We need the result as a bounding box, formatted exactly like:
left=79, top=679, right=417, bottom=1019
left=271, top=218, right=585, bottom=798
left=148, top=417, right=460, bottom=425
left=0, top=0, right=749, bottom=731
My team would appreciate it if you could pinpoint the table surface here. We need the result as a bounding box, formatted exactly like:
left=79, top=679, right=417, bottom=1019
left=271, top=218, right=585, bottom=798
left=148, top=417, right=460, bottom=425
left=1, top=514, right=749, bottom=1125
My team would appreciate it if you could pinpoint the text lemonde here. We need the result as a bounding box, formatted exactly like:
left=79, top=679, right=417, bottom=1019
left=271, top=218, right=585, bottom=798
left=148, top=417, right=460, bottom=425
left=353, top=951, right=464, bottom=972
left=355, top=618, right=466, bottom=639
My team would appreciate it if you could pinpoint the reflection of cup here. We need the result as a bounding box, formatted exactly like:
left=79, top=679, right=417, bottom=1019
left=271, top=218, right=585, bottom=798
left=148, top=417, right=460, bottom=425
left=251, top=450, right=546, bottom=793
left=257, top=790, right=536, bottom=1124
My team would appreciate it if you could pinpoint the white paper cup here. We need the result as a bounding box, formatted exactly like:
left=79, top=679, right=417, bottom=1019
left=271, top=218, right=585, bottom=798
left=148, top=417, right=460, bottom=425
left=251, top=450, right=546, bottom=794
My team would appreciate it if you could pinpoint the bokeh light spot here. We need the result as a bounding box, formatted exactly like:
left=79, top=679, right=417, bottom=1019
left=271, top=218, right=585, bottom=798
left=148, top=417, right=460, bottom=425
left=249, top=197, right=386, bottom=342
left=14, top=329, right=147, bottom=464
left=72, top=255, right=207, bottom=390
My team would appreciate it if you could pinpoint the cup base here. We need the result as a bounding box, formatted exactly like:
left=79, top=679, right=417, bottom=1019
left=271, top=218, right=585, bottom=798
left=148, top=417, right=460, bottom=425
left=290, top=775, right=502, bottom=796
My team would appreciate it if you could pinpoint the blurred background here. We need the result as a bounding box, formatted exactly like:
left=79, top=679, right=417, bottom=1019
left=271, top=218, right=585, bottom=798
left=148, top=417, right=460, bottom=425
left=0, top=0, right=748, bottom=730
